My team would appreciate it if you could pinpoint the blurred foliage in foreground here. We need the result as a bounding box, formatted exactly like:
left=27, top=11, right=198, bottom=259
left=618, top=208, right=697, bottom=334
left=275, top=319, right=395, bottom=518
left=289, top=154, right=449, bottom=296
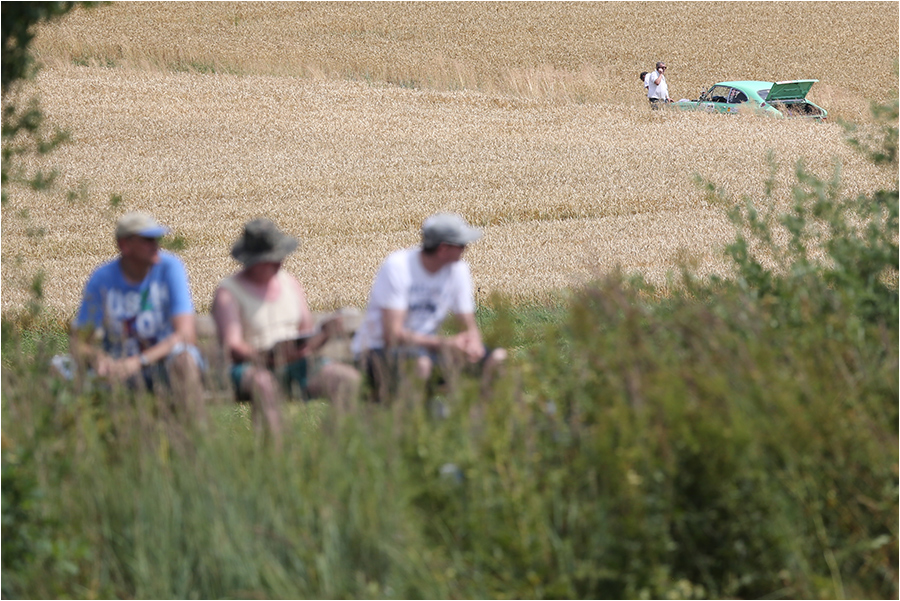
left=2, top=99, right=897, bottom=599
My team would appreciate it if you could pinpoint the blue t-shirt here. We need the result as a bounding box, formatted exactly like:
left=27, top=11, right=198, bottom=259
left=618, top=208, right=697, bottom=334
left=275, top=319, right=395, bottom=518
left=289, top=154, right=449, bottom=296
left=74, top=251, right=195, bottom=359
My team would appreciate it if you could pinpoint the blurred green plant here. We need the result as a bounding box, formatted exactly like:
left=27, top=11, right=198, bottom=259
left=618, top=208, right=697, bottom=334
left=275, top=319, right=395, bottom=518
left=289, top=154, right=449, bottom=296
left=1, top=44, right=896, bottom=601
left=160, top=232, right=189, bottom=252
left=1, top=2, right=97, bottom=204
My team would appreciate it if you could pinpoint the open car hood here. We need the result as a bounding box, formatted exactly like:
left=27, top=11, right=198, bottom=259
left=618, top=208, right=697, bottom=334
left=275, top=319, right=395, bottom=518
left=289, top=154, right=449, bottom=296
left=767, top=80, right=818, bottom=101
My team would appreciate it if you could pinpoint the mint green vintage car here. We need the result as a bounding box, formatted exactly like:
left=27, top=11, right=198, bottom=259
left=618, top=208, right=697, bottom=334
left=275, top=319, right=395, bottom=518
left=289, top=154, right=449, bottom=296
left=673, top=80, right=827, bottom=121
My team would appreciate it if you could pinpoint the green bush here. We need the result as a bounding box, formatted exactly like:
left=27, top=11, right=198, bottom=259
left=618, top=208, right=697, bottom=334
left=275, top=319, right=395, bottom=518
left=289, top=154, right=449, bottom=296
left=2, top=93, right=896, bottom=600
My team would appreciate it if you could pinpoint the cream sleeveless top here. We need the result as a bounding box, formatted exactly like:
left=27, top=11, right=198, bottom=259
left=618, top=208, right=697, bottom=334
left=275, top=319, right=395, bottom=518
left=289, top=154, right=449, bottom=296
left=218, top=270, right=303, bottom=352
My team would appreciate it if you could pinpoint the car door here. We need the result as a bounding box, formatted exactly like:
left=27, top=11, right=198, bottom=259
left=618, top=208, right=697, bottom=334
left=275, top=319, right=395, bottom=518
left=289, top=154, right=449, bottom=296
left=698, top=85, right=736, bottom=114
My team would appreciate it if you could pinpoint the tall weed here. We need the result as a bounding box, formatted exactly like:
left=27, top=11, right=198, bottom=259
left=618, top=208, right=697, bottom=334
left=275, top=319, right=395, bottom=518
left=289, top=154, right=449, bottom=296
left=2, top=90, right=896, bottom=601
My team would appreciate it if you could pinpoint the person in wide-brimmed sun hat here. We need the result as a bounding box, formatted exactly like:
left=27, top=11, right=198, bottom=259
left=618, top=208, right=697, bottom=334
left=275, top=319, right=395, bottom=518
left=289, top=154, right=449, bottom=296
left=212, top=218, right=360, bottom=443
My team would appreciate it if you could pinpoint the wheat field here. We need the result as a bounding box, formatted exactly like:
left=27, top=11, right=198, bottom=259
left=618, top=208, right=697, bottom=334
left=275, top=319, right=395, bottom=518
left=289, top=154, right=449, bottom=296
left=2, top=2, right=897, bottom=318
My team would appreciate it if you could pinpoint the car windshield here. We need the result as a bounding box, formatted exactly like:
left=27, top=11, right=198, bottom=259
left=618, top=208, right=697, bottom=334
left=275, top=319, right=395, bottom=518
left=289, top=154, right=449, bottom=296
left=704, top=86, right=748, bottom=104
left=757, top=88, right=770, bottom=100
left=707, top=86, right=731, bottom=102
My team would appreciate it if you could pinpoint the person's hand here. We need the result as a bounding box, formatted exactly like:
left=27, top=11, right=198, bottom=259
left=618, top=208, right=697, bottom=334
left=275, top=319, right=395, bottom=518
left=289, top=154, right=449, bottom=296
left=98, top=355, right=142, bottom=381
left=447, top=332, right=486, bottom=363
left=320, top=315, right=344, bottom=339
left=268, top=340, right=303, bottom=366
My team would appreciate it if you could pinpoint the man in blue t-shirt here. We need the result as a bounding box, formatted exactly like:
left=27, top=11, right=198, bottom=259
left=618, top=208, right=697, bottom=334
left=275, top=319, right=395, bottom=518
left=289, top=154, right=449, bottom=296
left=71, top=212, right=204, bottom=418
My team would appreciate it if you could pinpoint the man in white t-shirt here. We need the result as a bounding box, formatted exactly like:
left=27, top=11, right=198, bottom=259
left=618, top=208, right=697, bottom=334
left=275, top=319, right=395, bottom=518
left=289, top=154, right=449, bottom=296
left=352, top=213, right=507, bottom=402
left=647, top=61, right=670, bottom=108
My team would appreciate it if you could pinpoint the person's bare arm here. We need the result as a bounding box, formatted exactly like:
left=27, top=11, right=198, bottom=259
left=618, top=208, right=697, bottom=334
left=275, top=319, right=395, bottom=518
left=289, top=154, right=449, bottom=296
left=382, top=308, right=441, bottom=351
left=212, top=287, right=258, bottom=364
left=69, top=325, right=108, bottom=368
left=140, top=313, right=195, bottom=363
left=382, top=308, right=484, bottom=361
left=70, top=312, right=198, bottom=381
left=454, top=312, right=487, bottom=362
left=287, top=276, right=335, bottom=357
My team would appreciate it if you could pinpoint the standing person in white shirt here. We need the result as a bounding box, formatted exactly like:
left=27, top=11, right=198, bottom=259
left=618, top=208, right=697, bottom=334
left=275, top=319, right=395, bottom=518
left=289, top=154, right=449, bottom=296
left=352, top=213, right=507, bottom=403
left=647, top=61, right=670, bottom=108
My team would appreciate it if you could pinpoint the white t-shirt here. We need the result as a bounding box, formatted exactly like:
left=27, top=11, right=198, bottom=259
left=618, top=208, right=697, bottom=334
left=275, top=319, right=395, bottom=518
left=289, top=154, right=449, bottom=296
left=351, top=247, right=475, bottom=354
left=648, top=70, right=668, bottom=100
left=643, top=72, right=652, bottom=96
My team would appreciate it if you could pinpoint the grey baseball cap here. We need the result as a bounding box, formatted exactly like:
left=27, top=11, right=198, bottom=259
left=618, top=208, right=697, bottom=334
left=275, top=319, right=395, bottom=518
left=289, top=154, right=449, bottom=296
left=421, top=213, right=482, bottom=248
left=115, top=212, right=170, bottom=239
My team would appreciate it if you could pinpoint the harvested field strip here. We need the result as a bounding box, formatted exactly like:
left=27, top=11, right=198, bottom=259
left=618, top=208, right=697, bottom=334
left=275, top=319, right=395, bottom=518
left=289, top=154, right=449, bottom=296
left=31, top=2, right=899, bottom=121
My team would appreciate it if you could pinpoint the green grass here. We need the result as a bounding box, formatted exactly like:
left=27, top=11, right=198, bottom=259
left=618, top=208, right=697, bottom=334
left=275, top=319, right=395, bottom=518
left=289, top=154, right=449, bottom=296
left=3, top=250, right=896, bottom=598
left=2, top=94, right=897, bottom=601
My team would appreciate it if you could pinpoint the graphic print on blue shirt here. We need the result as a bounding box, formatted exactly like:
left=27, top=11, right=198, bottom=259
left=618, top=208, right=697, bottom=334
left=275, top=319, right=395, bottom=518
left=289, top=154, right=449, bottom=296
left=75, top=252, right=193, bottom=359
left=105, top=281, right=171, bottom=357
